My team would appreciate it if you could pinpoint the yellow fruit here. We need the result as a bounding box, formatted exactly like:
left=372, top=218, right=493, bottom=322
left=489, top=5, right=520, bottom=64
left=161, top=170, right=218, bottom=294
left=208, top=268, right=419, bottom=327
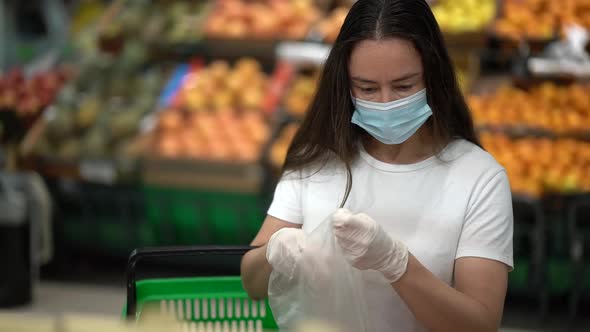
left=433, top=0, right=496, bottom=32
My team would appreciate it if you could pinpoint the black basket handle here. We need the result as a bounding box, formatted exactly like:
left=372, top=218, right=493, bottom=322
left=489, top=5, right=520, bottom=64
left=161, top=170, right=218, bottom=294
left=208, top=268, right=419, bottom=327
left=125, top=245, right=256, bottom=319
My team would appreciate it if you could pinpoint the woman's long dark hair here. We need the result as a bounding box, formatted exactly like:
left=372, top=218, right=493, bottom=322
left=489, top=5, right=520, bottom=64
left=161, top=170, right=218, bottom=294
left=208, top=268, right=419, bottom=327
left=282, top=0, right=480, bottom=206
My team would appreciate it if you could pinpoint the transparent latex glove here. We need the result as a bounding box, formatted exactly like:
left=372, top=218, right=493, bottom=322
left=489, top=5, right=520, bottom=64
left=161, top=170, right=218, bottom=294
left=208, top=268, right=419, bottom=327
left=266, top=228, right=307, bottom=281
left=332, top=208, right=409, bottom=283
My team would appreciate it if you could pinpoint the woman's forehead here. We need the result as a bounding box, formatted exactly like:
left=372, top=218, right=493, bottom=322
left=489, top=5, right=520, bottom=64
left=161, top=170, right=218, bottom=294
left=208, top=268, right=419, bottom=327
left=348, top=38, right=423, bottom=82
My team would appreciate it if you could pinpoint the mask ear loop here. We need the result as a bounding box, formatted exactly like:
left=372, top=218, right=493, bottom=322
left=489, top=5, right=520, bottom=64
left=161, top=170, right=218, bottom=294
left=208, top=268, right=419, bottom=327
left=350, top=92, right=358, bottom=107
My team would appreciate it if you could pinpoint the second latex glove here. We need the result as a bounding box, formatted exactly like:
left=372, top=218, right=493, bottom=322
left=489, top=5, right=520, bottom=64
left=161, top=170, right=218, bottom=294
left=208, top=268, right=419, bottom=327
left=332, top=209, right=409, bottom=283
left=266, top=228, right=307, bottom=281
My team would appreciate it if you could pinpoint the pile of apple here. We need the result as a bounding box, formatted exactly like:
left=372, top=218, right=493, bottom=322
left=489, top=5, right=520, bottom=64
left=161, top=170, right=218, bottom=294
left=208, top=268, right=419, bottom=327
left=179, top=59, right=268, bottom=112
left=494, top=0, right=590, bottom=40
left=154, top=109, right=270, bottom=162
left=431, top=0, right=496, bottom=33
left=152, top=58, right=276, bottom=162
left=0, top=67, right=73, bottom=116
left=270, top=123, right=299, bottom=168
left=284, top=72, right=319, bottom=118
left=468, top=83, right=590, bottom=134
left=204, top=0, right=321, bottom=40
left=481, top=132, right=590, bottom=197
left=315, top=7, right=349, bottom=43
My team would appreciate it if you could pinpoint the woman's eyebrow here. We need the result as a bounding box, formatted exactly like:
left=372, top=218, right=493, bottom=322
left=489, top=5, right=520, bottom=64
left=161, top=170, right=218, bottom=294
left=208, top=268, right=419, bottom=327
left=390, top=72, right=421, bottom=82
left=351, top=76, right=378, bottom=84
left=351, top=72, right=421, bottom=84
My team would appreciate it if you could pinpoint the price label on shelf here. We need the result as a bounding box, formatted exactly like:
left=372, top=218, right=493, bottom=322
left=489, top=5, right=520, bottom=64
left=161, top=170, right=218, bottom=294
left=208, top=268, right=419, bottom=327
left=43, top=105, right=57, bottom=121
left=79, top=160, right=116, bottom=184
left=276, top=42, right=331, bottom=66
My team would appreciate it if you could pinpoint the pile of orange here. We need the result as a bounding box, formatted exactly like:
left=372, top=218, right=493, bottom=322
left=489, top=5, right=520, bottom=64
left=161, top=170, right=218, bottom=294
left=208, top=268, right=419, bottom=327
left=469, top=83, right=590, bottom=134
left=481, top=132, right=590, bottom=197
left=154, top=109, right=270, bottom=162
left=494, top=0, right=590, bottom=40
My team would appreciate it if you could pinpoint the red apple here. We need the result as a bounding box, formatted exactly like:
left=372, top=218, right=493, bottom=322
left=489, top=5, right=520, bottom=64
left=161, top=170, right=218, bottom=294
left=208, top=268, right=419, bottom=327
left=7, top=68, right=24, bottom=86
left=17, top=95, right=41, bottom=115
left=58, top=65, right=76, bottom=82
left=1, top=89, right=16, bottom=109
left=39, top=90, right=53, bottom=107
left=39, top=72, right=60, bottom=93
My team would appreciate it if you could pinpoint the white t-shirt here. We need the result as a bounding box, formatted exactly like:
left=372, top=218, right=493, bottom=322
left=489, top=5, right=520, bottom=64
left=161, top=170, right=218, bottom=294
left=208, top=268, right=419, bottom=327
left=267, top=139, right=514, bottom=332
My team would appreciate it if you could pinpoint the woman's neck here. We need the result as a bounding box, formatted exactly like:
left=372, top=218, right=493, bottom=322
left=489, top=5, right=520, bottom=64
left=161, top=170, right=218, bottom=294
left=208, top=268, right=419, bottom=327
left=362, top=126, right=436, bottom=165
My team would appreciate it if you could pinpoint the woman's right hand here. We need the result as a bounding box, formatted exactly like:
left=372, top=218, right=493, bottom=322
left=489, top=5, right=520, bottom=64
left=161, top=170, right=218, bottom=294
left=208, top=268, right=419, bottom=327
left=241, top=215, right=302, bottom=300
left=266, top=228, right=307, bottom=281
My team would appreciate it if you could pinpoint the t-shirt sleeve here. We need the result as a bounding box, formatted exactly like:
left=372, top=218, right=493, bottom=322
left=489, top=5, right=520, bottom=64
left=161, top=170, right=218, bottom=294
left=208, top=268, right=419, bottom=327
left=267, top=171, right=304, bottom=224
left=456, top=170, right=514, bottom=269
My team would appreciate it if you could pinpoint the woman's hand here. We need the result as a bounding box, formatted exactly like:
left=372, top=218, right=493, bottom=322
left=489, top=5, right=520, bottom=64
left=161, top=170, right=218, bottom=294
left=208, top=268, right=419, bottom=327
left=332, top=208, right=409, bottom=283
left=241, top=216, right=302, bottom=300
left=266, top=228, right=307, bottom=281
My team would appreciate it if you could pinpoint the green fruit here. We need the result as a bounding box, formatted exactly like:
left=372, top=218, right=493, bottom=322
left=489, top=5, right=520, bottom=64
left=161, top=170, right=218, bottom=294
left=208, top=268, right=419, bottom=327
left=77, top=96, right=101, bottom=129
left=33, top=137, right=52, bottom=156
left=47, top=108, right=75, bottom=140
left=83, top=129, right=107, bottom=157
left=110, top=111, right=141, bottom=141
left=58, top=140, right=81, bottom=160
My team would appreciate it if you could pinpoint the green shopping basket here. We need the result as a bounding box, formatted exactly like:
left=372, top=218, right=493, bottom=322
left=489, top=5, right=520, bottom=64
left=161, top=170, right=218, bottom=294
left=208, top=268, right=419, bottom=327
left=124, top=246, right=278, bottom=331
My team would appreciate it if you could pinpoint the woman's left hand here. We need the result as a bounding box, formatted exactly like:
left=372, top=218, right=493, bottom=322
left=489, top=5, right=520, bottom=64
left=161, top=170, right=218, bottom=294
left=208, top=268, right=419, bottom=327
left=332, top=208, right=409, bottom=283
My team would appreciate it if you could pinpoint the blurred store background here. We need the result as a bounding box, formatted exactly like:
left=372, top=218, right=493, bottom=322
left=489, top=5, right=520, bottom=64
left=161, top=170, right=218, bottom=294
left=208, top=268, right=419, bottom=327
left=1, top=0, right=590, bottom=331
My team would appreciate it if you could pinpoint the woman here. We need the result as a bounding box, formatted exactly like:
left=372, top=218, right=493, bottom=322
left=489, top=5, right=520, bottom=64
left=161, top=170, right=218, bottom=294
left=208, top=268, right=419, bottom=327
left=241, top=0, right=513, bottom=331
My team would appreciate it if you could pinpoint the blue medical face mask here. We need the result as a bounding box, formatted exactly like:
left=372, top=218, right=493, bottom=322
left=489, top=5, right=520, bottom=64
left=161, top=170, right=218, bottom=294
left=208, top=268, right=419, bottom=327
left=351, top=89, right=433, bottom=145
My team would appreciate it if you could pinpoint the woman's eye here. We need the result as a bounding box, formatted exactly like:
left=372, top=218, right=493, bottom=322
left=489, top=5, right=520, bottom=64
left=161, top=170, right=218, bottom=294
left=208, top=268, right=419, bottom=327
left=397, top=85, right=413, bottom=91
left=360, top=87, right=377, bottom=94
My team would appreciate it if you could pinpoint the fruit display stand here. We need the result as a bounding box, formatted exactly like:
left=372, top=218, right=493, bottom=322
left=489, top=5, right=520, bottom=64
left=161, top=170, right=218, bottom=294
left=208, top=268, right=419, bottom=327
left=17, top=56, right=172, bottom=256
left=22, top=58, right=169, bottom=165
left=45, top=179, right=153, bottom=255
left=475, top=75, right=590, bottom=312
left=139, top=57, right=294, bottom=246
left=567, top=196, right=590, bottom=319
left=537, top=194, right=580, bottom=320
left=509, top=195, right=548, bottom=315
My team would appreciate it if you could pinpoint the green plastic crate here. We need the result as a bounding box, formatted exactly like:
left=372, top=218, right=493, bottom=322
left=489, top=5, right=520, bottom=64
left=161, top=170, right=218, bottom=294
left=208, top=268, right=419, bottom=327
left=508, top=259, right=529, bottom=291
left=132, top=276, right=277, bottom=331
left=51, top=181, right=158, bottom=255
left=143, top=186, right=268, bottom=246
left=547, top=258, right=572, bottom=295
left=51, top=180, right=269, bottom=255
left=63, top=217, right=157, bottom=253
